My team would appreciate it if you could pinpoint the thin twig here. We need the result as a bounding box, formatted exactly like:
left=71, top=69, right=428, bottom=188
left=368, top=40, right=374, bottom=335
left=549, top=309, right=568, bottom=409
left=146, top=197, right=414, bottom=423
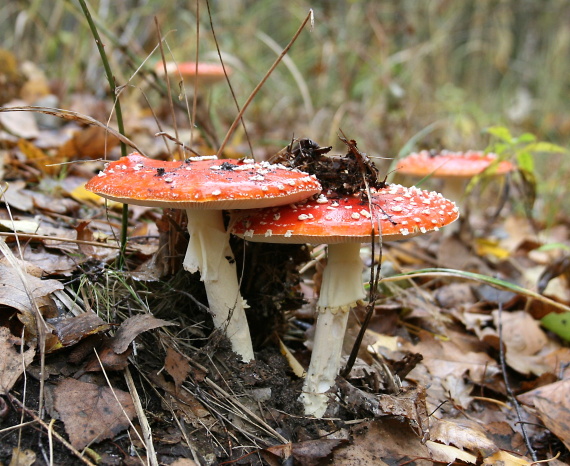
left=154, top=18, right=180, bottom=160
left=497, top=303, right=537, bottom=462
left=190, top=0, right=200, bottom=149
left=216, top=9, right=314, bottom=157
left=203, top=377, right=288, bottom=444
left=205, top=0, right=254, bottom=158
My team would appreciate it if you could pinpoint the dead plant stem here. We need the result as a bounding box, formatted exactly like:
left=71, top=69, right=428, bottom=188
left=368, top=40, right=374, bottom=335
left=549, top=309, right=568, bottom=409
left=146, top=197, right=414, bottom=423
left=205, top=0, right=253, bottom=158
left=216, top=9, right=314, bottom=158
left=497, top=303, right=537, bottom=462
left=8, top=394, right=96, bottom=466
left=154, top=18, right=180, bottom=160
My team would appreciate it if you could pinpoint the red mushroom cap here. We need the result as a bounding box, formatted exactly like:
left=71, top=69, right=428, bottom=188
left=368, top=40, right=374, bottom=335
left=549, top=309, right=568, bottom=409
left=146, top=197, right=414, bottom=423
left=85, top=153, right=321, bottom=209
left=231, top=184, right=459, bottom=243
left=396, top=150, right=515, bottom=178
left=155, top=61, right=229, bottom=85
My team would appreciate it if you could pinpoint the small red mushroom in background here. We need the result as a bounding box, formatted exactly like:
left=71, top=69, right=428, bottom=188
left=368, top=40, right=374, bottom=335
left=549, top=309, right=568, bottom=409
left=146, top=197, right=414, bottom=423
left=155, top=61, right=230, bottom=87
left=231, top=184, right=459, bottom=417
left=85, top=153, right=321, bottom=362
left=396, top=150, right=515, bottom=228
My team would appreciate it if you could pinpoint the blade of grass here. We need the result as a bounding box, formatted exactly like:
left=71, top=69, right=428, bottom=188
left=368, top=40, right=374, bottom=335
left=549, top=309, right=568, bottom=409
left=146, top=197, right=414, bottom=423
left=77, top=0, right=129, bottom=268
left=380, top=268, right=570, bottom=313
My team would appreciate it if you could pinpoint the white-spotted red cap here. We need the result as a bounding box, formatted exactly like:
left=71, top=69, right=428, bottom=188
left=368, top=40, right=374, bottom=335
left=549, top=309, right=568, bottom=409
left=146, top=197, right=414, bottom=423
left=397, top=150, right=515, bottom=178
left=85, top=153, right=321, bottom=209
left=155, top=61, right=229, bottom=85
left=231, top=184, right=459, bottom=243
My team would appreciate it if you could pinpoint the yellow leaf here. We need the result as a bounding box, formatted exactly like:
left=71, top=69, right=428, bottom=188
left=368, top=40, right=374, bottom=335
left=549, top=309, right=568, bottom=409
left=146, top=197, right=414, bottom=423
left=475, top=238, right=510, bottom=260
left=18, top=138, right=65, bottom=176
left=278, top=337, right=306, bottom=378
left=483, top=450, right=531, bottom=465
left=70, top=184, right=120, bottom=207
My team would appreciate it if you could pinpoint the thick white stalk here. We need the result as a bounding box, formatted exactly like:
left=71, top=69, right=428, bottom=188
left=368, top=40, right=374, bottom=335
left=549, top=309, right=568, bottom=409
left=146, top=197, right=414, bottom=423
left=183, top=209, right=254, bottom=362
left=443, top=178, right=466, bottom=234
left=316, top=242, right=366, bottom=313
left=300, top=242, right=365, bottom=417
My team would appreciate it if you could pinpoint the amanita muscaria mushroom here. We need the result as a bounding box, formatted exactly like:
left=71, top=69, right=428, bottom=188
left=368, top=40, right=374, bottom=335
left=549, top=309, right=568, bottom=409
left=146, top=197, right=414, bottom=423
left=231, top=185, right=459, bottom=417
left=396, top=150, right=515, bottom=209
left=85, top=153, right=321, bottom=362
left=155, top=61, right=229, bottom=86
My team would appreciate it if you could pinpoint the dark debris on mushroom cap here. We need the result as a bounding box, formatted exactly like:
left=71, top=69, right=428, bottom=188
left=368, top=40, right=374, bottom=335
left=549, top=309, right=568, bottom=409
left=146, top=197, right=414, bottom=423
left=396, top=150, right=516, bottom=178
left=231, top=184, right=459, bottom=244
left=85, top=153, right=322, bottom=210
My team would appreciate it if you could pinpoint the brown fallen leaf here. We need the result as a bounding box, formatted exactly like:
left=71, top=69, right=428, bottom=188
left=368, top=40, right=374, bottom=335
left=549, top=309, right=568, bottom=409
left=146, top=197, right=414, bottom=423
left=332, top=419, right=431, bottom=465
left=53, top=377, right=136, bottom=450
left=165, top=346, right=191, bottom=392
left=18, top=138, right=65, bottom=176
left=492, top=310, right=553, bottom=376
left=82, top=343, right=133, bottom=372
left=82, top=314, right=174, bottom=372
left=338, top=379, right=429, bottom=437
left=517, top=379, right=570, bottom=451
left=405, top=330, right=499, bottom=382
left=50, top=312, right=110, bottom=350
left=292, top=439, right=347, bottom=465
left=0, top=327, right=35, bottom=394
left=429, top=418, right=497, bottom=456
left=58, top=125, right=120, bottom=160
left=148, top=371, right=210, bottom=420
left=110, top=314, right=175, bottom=354
left=0, top=263, right=63, bottom=316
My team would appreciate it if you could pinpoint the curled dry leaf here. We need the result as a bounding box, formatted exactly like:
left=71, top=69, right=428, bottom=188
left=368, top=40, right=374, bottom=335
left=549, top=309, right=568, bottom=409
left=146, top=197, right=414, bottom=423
left=82, top=314, right=175, bottom=373
left=517, top=379, right=570, bottom=451
left=331, top=420, right=430, bottom=466
left=57, top=125, right=120, bottom=160
left=110, top=314, right=175, bottom=354
left=425, top=441, right=477, bottom=464
left=493, top=310, right=553, bottom=376
left=337, top=378, right=429, bottom=436
left=430, top=418, right=497, bottom=456
left=0, top=262, right=63, bottom=322
left=50, top=312, right=110, bottom=351
left=53, top=378, right=136, bottom=450
left=0, top=327, right=35, bottom=394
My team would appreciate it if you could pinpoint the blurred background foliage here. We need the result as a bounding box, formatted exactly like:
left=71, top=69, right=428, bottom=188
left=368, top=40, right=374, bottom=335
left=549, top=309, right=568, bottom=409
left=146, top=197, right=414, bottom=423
left=1, top=0, right=569, bottom=220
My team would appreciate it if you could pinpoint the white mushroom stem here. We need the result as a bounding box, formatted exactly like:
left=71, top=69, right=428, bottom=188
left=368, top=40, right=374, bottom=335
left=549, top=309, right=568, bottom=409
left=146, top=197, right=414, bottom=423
left=442, top=178, right=467, bottom=234
left=443, top=178, right=467, bottom=213
left=300, top=242, right=366, bottom=418
left=183, top=209, right=254, bottom=362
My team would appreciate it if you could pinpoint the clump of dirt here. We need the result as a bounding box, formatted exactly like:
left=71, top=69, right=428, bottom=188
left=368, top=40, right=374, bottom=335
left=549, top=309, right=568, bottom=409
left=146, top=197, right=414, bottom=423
left=272, top=135, right=386, bottom=197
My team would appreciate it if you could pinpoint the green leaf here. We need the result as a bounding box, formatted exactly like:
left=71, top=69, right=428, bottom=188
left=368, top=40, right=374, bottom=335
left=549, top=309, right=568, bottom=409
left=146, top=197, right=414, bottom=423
left=485, top=126, right=513, bottom=142
left=541, top=312, right=570, bottom=341
left=522, top=142, right=567, bottom=154
left=513, top=132, right=536, bottom=144
left=516, top=151, right=534, bottom=172
left=490, top=142, right=509, bottom=156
